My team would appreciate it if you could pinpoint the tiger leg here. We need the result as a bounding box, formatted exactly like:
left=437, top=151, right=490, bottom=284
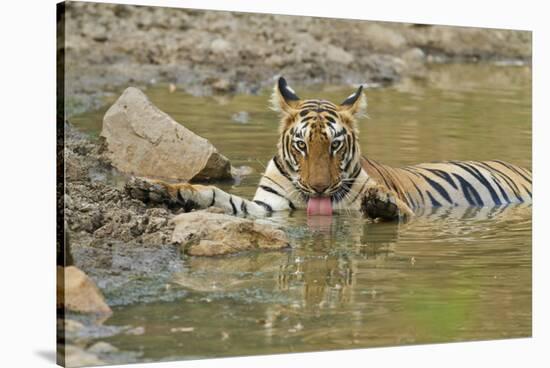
left=361, top=185, right=414, bottom=221
left=126, top=177, right=269, bottom=217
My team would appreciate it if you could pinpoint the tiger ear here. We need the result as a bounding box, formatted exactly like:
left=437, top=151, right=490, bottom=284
left=339, top=85, right=367, bottom=117
left=270, top=77, right=300, bottom=115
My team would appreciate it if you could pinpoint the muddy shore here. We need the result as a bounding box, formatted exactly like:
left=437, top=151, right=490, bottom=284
left=63, top=122, right=184, bottom=301
left=60, top=2, right=531, bottom=116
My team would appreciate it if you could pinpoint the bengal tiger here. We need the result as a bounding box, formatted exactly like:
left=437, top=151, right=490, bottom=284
left=128, top=77, right=532, bottom=221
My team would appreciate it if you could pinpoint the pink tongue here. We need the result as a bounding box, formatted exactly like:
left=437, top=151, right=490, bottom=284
left=307, top=197, right=333, bottom=216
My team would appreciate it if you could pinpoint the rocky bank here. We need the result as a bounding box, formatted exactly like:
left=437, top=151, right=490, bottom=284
left=64, top=90, right=290, bottom=294
left=61, top=90, right=291, bottom=365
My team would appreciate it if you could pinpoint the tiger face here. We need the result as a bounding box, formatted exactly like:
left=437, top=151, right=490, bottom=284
left=271, top=77, right=367, bottom=202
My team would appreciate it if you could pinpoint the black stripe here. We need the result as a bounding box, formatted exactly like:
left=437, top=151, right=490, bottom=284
left=426, top=191, right=442, bottom=207
left=401, top=167, right=427, bottom=206
left=413, top=183, right=425, bottom=205
left=284, top=138, right=298, bottom=169
left=366, top=158, right=394, bottom=191
left=273, top=155, right=293, bottom=182
left=300, top=102, right=321, bottom=109
left=350, top=135, right=356, bottom=155
left=176, top=190, right=185, bottom=204
left=452, top=162, right=502, bottom=205
left=518, top=166, right=533, bottom=180
left=253, top=200, right=273, bottom=213
left=282, top=135, right=291, bottom=164
left=350, top=163, right=362, bottom=179
left=478, top=161, right=523, bottom=202
left=325, top=116, right=336, bottom=124
left=260, top=184, right=283, bottom=196
left=452, top=173, right=484, bottom=206
left=262, top=175, right=287, bottom=192
left=338, top=179, right=353, bottom=199
left=406, top=178, right=425, bottom=206
left=229, top=196, right=237, bottom=215
left=490, top=175, right=510, bottom=203
left=320, top=100, right=338, bottom=108
left=422, top=168, right=458, bottom=189
left=333, top=173, right=355, bottom=203
left=349, top=179, right=368, bottom=204
left=320, top=109, right=338, bottom=118
left=417, top=172, right=454, bottom=204
left=493, top=160, right=532, bottom=184
left=240, top=200, right=248, bottom=215
left=287, top=200, right=296, bottom=210
left=300, top=100, right=337, bottom=110
left=209, top=189, right=216, bottom=207
left=405, top=192, right=416, bottom=209
left=327, top=122, right=336, bottom=136
left=523, top=186, right=532, bottom=199
left=342, top=136, right=354, bottom=172
left=334, top=129, right=346, bottom=138
left=380, top=167, right=402, bottom=197
left=402, top=166, right=422, bottom=177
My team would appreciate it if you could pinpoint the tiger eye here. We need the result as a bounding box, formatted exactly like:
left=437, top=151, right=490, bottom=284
left=296, top=141, right=306, bottom=150
left=331, top=141, right=341, bottom=150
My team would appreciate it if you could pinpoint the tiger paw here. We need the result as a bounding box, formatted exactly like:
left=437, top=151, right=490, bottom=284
left=125, top=177, right=198, bottom=211
left=362, top=185, right=413, bottom=221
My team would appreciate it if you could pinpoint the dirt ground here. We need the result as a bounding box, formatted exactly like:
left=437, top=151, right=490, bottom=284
left=60, top=1, right=531, bottom=116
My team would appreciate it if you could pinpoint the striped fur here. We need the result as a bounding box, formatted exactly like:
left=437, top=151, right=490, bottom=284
left=361, top=158, right=532, bottom=211
left=131, top=77, right=532, bottom=221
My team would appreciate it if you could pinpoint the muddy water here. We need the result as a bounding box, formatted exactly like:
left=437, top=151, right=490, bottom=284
left=72, top=63, right=531, bottom=362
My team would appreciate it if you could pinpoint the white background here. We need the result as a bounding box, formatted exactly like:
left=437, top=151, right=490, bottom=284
left=0, top=0, right=547, bottom=367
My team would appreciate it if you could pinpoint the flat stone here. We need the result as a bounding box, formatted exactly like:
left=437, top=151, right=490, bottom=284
left=87, top=341, right=119, bottom=354
left=171, top=210, right=290, bottom=256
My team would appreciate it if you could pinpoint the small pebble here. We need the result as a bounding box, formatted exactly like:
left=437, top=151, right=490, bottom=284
left=88, top=342, right=119, bottom=354
left=170, top=327, right=195, bottom=333
left=125, top=326, right=145, bottom=335
left=231, top=111, right=249, bottom=124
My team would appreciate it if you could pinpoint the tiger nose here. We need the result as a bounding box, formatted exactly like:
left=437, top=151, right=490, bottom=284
left=311, top=183, right=330, bottom=194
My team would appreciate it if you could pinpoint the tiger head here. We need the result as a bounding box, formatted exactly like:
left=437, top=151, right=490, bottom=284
left=271, top=77, right=367, bottom=202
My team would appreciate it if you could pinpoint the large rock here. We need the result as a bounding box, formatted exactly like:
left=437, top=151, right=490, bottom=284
left=171, top=209, right=290, bottom=256
left=101, top=87, right=232, bottom=182
left=62, top=266, right=112, bottom=315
